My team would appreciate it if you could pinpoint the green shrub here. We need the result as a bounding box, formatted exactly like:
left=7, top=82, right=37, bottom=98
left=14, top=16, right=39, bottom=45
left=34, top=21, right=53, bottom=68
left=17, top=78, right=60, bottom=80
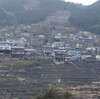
left=63, top=91, right=72, bottom=98
left=44, top=88, right=58, bottom=98
left=34, top=88, right=59, bottom=99
left=34, top=93, right=44, bottom=99
left=34, top=88, right=73, bottom=99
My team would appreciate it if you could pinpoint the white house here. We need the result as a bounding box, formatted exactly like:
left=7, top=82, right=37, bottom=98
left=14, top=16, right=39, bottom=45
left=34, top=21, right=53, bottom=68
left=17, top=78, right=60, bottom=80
left=52, top=42, right=65, bottom=48
left=54, top=33, right=62, bottom=39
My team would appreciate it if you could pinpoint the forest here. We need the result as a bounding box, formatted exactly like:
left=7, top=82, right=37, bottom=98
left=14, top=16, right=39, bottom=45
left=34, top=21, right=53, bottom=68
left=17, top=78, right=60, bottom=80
left=0, top=0, right=100, bottom=34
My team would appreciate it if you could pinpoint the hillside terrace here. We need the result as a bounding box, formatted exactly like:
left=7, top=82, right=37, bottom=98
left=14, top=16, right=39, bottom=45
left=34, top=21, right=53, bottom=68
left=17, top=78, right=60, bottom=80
left=0, top=59, right=99, bottom=98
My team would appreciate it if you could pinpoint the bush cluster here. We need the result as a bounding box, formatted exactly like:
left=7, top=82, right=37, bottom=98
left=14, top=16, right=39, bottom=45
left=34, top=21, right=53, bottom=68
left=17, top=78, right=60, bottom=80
left=34, top=88, right=72, bottom=99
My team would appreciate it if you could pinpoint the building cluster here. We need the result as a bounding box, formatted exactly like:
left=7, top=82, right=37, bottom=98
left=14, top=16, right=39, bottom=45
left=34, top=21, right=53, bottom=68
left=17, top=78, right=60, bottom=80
left=0, top=26, right=100, bottom=99
left=43, top=32, right=100, bottom=64
left=0, top=25, right=100, bottom=64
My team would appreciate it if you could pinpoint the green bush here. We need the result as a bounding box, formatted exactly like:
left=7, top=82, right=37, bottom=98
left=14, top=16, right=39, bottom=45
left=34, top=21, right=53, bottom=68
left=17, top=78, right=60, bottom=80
left=44, top=88, right=58, bottom=98
left=34, top=88, right=59, bottom=99
left=34, top=88, right=73, bottom=99
left=34, top=93, right=44, bottom=99
left=63, top=91, right=72, bottom=98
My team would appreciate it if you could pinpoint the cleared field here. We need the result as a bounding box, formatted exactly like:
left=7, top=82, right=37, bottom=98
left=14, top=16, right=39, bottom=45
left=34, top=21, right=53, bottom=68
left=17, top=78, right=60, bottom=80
left=0, top=59, right=99, bottom=98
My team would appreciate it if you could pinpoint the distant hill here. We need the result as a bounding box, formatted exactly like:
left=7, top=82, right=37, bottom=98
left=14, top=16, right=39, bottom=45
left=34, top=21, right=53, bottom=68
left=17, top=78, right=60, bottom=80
left=0, top=0, right=81, bottom=26
left=0, top=8, right=8, bottom=26
left=0, top=0, right=100, bottom=34
left=69, top=0, right=100, bottom=34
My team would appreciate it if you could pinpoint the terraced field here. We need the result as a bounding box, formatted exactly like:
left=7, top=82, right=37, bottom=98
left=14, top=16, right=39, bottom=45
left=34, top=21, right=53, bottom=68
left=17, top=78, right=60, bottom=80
left=0, top=60, right=100, bottom=99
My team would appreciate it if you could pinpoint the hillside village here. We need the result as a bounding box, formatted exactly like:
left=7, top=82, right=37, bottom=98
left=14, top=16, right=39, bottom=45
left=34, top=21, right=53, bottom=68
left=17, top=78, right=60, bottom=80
left=0, top=25, right=100, bottom=98
left=0, top=0, right=100, bottom=99
left=0, top=25, right=100, bottom=63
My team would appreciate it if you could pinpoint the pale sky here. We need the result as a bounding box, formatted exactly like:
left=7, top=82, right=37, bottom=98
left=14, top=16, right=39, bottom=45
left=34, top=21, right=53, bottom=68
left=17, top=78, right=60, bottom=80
left=65, top=0, right=98, bottom=5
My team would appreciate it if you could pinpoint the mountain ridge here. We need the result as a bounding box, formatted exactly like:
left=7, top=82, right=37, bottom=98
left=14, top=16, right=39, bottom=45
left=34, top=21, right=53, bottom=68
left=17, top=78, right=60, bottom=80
left=0, top=0, right=82, bottom=26
left=0, top=0, right=100, bottom=34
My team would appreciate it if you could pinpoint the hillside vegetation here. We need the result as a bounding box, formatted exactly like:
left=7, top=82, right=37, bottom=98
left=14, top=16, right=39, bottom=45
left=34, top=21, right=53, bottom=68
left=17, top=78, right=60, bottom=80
left=0, top=0, right=100, bottom=34
left=0, top=0, right=81, bottom=26
left=34, top=88, right=73, bottom=99
left=69, top=0, right=100, bottom=34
